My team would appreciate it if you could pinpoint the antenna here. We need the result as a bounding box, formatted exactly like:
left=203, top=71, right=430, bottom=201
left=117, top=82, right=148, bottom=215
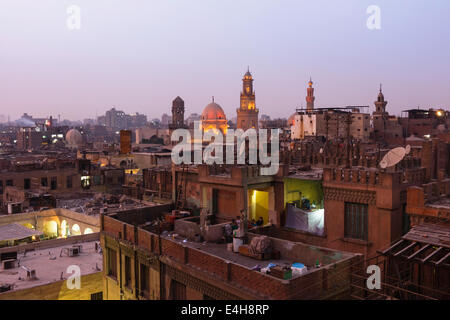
left=379, top=145, right=411, bottom=169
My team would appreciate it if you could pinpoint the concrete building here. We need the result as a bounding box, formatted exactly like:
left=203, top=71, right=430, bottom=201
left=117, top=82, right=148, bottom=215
left=16, top=127, right=44, bottom=150
left=291, top=108, right=370, bottom=142
left=0, top=234, right=103, bottom=300
left=100, top=203, right=362, bottom=300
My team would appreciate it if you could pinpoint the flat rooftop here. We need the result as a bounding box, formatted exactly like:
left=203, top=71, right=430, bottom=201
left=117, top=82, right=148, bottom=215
left=56, top=192, right=160, bottom=216
left=0, top=239, right=102, bottom=292
left=161, top=229, right=357, bottom=281
left=288, top=166, right=323, bottom=180
left=0, top=223, right=43, bottom=242
left=428, top=196, right=450, bottom=209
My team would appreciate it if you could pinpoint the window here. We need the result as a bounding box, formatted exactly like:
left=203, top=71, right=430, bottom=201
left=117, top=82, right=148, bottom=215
left=90, top=292, right=103, bottom=300
left=107, top=248, right=117, bottom=279
left=50, top=176, right=57, bottom=190
left=6, top=180, right=13, bottom=187
left=24, top=179, right=31, bottom=190
left=0, top=181, right=3, bottom=195
left=344, top=202, right=368, bottom=240
left=171, top=280, right=186, bottom=300
left=140, top=263, right=149, bottom=294
left=41, top=177, right=48, bottom=187
left=125, top=256, right=132, bottom=288
left=66, top=175, right=73, bottom=189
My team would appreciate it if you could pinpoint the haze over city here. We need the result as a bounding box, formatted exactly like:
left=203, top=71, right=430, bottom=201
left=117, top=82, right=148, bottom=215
left=2, top=0, right=450, bottom=121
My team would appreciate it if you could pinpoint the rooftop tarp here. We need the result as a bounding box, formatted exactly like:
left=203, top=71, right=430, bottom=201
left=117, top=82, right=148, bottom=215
left=0, top=223, right=43, bottom=242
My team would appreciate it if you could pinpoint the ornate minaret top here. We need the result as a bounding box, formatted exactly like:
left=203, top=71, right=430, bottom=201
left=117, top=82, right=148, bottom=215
left=241, top=68, right=255, bottom=109
left=306, top=77, right=315, bottom=112
left=374, top=84, right=387, bottom=114
left=237, top=68, right=258, bottom=130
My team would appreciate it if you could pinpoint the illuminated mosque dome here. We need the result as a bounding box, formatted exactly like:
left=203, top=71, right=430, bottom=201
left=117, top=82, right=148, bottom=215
left=201, top=98, right=228, bottom=134
left=65, top=128, right=83, bottom=149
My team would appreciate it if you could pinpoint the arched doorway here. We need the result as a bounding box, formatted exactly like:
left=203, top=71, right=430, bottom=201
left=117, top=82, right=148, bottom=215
left=43, top=220, right=58, bottom=238
left=71, top=224, right=81, bottom=236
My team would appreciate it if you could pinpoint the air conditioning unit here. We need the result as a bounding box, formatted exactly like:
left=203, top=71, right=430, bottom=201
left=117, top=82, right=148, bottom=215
left=26, top=269, right=37, bottom=281
left=72, top=244, right=83, bottom=253
left=21, top=266, right=37, bottom=280
left=2, top=259, right=17, bottom=270
left=68, top=247, right=79, bottom=257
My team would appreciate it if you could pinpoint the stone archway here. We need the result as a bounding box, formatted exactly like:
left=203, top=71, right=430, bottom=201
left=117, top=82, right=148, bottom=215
left=71, top=224, right=81, bottom=236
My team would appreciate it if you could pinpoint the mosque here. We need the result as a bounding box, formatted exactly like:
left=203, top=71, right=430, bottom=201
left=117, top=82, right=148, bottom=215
left=169, top=69, right=259, bottom=136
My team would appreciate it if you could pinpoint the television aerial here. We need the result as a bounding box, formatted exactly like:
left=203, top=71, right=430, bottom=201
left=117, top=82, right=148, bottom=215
left=379, top=145, right=411, bottom=169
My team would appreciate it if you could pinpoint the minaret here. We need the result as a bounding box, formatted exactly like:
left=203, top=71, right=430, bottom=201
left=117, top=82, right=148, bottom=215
left=170, top=96, right=186, bottom=129
left=372, top=84, right=388, bottom=141
left=237, top=68, right=259, bottom=130
left=306, top=77, right=315, bottom=112
left=374, top=84, right=387, bottom=114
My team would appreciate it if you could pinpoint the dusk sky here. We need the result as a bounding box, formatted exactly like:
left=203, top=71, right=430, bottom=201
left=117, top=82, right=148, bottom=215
left=1, top=0, right=449, bottom=121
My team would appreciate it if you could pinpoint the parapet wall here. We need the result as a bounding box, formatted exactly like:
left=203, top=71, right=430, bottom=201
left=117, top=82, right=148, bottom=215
left=102, top=214, right=362, bottom=299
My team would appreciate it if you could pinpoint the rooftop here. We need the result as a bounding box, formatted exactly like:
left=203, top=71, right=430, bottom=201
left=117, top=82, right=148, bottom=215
left=0, top=237, right=102, bottom=292
left=288, top=166, right=323, bottom=180
left=55, top=192, right=160, bottom=216
left=428, top=196, right=450, bottom=210
left=0, top=223, right=43, bottom=242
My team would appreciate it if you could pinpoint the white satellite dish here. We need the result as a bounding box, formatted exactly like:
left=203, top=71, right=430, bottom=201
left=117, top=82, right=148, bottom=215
left=379, top=145, right=411, bottom=169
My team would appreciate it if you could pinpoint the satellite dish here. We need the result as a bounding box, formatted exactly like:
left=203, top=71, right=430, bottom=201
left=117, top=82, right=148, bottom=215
left=379, top=146, right=408, bottom=169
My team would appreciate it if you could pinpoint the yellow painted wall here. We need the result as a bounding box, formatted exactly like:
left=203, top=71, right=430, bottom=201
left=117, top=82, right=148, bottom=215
left=0, top=272, right=103, bottom=300
left=250, top=190, right=269, bottom=224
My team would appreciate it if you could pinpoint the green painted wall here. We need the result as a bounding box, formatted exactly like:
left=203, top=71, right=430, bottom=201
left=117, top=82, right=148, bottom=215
left=284, top=178, right=323, bottom=209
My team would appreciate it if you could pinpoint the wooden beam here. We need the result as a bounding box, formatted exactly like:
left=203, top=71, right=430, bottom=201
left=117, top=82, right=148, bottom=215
left=435, top=251, right=450, bottom=266
left=407, top=244, right=430, bottom=260
left=381, top=239, right=405, bottom=255
left=393, top=241, right=417, bottom=257
left=422, top=247, right=443, bottom=263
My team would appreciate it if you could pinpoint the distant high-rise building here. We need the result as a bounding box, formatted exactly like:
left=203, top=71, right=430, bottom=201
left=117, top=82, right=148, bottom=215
left=161, top=113, right=172, bottom=126
left=105, top=108, right=127, bottom=129
left=16, top=127, right=43, bottom=150
left=186, top=113, right=201, bottom=126
left=236, top=68, right=259, bottom=130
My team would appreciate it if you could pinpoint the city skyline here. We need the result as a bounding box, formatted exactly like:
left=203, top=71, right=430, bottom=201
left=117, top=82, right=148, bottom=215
left=1, top=1, right=449, bottom=121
